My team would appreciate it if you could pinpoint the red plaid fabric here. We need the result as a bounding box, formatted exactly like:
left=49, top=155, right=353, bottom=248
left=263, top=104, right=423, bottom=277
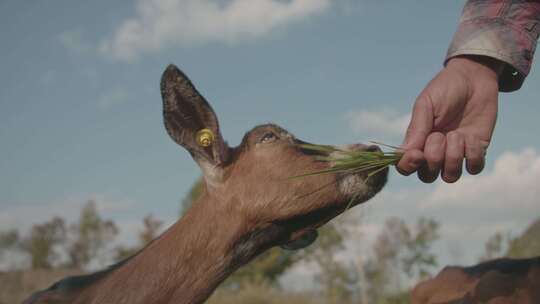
left=446, top=0, right=540, bottom=92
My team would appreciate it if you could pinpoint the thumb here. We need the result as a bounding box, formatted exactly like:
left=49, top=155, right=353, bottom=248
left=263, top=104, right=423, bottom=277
left=402, top=96, right=433, bottom=150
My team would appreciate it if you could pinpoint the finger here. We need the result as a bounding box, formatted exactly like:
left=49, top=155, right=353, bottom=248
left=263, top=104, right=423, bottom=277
left=418, top=132, right=446, bottom=183
left=465, top=135, right=486, bottom=175
left=396, top=149, right=425, bottom=176
left=442, top=131, right=465, bottom=183
left=402, top=96, right=433, bottom=150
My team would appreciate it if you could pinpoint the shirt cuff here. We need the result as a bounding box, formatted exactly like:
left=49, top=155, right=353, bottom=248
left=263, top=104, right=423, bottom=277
left=446, top=17, right=538, bottom=92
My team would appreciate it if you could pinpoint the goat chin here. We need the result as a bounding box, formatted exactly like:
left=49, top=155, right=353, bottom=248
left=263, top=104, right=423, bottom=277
left=338, top=168, right=388, bottom=205
left=330, top=145, right=388, bottom=204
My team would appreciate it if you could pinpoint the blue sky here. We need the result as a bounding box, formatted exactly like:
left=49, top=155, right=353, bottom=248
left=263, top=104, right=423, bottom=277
left=1, top=0, right=539, bottom=279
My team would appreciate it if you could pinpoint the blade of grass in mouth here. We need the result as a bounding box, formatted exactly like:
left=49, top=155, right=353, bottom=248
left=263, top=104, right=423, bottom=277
left=291, top=143, right=402, bottom=179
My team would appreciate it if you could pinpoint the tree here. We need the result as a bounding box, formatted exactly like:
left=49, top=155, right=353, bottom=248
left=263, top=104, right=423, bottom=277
left=138, top=214, right=163, bottom=245
left=479, top=232, right=506, bottom=262
left=0, top=229, right=20, bottom=268
left=364, top=217, right=439, bottom=304
left=115, top=214, right=164, bottom=261
left=401, top=217, right=439, bottom=280
left=506, top=217, right=540, bottom=258
left=207, top=281, right=315, bottom=304
left=67, top=200, right=118, bottom=269
left=0, top=229, right=19, bottom=254
left=224, top=248, right=300, bottom=287
left=20, top=217, right=66, bottom=269
left=308, top=222, right=357, bottom=304
left=365, top=217, right=409, bottom=302
left=479, top=217, right=540, bottom=261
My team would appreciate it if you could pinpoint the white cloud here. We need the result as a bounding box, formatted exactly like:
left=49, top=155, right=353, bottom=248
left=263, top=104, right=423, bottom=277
left=425, top=148, right=540, bottom=210
left=99, top=0, right=331, bottom=61
left=345, top=108, right=411, bottom=138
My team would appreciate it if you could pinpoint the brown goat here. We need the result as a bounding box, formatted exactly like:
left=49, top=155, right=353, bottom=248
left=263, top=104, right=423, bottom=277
left=23, top=64, right=388, bottom=304
left=411, top=256, right=540, bottom=304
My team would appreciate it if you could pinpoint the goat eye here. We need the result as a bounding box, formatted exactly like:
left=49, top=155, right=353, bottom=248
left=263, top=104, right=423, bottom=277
left=260, top=132, right=277, bottom=144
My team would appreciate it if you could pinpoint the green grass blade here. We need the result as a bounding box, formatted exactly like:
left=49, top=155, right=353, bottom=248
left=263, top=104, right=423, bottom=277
left=291, top=141, right=402, bottom=180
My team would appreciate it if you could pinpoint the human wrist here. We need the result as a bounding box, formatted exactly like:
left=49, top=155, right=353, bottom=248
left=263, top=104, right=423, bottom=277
left=447, top=55, right=504, bottom=82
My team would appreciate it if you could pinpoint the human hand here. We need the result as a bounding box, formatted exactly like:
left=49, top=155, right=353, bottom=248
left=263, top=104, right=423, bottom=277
left=397, top=56, right=502, bottom=183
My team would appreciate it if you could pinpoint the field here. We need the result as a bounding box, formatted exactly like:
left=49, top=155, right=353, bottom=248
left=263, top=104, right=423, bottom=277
left=0, top=269, right=82, bottom=304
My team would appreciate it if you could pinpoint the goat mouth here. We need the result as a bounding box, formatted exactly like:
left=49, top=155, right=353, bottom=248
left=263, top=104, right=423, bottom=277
left=293, top=141, right=390, bottom=204
left=337, top=166, right=388, bottom=205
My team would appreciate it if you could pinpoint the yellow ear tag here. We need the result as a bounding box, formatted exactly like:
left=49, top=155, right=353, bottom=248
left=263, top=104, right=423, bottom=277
left=196, top=128, right=214, bottom=147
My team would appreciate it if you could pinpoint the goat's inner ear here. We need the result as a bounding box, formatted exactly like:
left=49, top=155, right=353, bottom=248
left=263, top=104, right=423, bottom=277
left=160, top=64, right=230, bottom=173
left=281, top=229, right=318, bottom=250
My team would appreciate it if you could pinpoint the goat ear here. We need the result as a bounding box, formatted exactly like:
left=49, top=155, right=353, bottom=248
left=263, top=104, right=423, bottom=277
left=161, top=65, right=229, bottom=177
left=280, top=229, right=318, bottom=250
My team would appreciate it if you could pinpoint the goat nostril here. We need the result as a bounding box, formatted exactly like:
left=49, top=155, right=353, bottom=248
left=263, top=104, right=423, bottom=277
left=365, top=145, right=381, bottom=152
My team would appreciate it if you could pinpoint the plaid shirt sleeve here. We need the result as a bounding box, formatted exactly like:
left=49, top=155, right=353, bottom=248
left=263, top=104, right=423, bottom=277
left=446, top=0, right=540, bottom=92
